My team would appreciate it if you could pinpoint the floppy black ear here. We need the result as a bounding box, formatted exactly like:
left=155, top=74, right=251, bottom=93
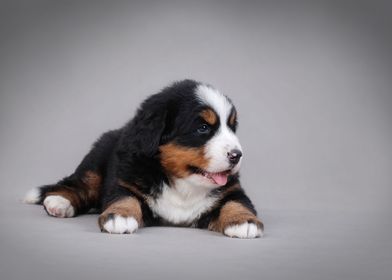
left=119, top=103, right=168, bottom=158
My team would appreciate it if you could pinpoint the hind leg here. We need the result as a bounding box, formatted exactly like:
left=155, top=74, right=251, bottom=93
left=25, top=171, right=102, bottom=218
left=24, top=130, right=121, bottom=218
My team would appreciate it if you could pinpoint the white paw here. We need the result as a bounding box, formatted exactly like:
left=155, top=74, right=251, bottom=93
left=43, top=195, right=75, bottom=218
left=224, top=222, right=263, bottom=239
left=103, top=215, right=139, bottom=234
left=23, top=187, right=41, bottom=204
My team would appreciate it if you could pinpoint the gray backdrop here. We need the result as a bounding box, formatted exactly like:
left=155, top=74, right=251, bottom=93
left=1, top=1, right=391, bottom=280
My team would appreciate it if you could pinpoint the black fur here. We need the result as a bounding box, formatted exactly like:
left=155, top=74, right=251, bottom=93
left=32, top=79, right=261, bottom=233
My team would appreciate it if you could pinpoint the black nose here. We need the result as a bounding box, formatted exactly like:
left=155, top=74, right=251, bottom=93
left=227, top=149, right=242, bottom=165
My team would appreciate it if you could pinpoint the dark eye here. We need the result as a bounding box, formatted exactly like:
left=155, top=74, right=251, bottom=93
left=197, top=124, right=211, bottom=134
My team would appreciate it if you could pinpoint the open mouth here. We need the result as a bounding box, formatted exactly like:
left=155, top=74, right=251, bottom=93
left=189, top=166, right=231, bottom=186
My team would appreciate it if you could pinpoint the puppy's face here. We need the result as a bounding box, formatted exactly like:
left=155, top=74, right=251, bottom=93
left=159, top=84, right=242, bottom=188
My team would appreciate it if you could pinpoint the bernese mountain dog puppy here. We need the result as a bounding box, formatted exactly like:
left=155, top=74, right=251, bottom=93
left=24, top=79, right=264, bottom=238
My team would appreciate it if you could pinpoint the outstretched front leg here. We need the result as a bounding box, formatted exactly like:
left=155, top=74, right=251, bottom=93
left=98, top=180, right=149, bottom=234
left=199, top=184, right=264, bottom=238
left=209, top=201, right=263, bottom=238
left=98, top=195, right=143, bottom=234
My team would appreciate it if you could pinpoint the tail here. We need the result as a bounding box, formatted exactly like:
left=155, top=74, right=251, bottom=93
left=23, top=185, right=52, bottom=204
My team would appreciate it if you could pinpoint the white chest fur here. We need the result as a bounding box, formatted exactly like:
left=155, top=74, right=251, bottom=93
left=148, top=177, right=218, bottom=225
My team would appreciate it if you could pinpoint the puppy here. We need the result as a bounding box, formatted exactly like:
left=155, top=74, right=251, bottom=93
left=24, top=80, right=263, bottom=238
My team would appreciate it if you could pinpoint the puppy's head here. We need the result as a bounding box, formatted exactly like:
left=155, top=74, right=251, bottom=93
left=149, top=80, right=242, bottom=188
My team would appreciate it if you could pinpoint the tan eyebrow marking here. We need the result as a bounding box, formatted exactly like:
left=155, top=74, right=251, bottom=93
left=208, top=201, right=263, bottom=233
left=229, top=108, right=237, bottom=126
left=200, top=108, right=218, bottom=125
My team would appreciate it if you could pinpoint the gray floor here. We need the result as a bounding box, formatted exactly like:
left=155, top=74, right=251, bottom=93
left=1, top=1, right=392, bottom=280
left=1, top=196, right=391, bottom=280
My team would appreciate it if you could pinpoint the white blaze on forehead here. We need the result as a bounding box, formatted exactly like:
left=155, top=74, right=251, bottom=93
left=196, top=84, right=242, bottom=174
left=196, top=84, right=233, bottom=121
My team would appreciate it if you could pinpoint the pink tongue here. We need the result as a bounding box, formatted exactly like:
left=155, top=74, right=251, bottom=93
left=210, top=173, right=228, bottom=185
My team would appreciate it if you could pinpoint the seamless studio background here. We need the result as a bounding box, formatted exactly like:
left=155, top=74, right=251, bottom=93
left=0, top=1, right=391, bottom=280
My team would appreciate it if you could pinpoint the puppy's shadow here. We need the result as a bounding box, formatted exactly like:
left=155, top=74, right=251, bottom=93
left=61, top=213, right=100, bottom=233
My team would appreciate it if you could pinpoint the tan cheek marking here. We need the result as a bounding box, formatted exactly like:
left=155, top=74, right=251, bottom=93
left=200, top=109, right=217, bottom=126
left=209, top=201, right=263, bottom=233
left=160, top=143, right=209, bottom=178
left=98, top=197, right=143, bottom=230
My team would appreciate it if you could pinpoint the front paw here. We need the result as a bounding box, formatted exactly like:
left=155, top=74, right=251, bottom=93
left=98, top=196, right=143, bottom=234
left=224, top=222, right=263, bottom=239
left=99, top=214, right=139, bottom=234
